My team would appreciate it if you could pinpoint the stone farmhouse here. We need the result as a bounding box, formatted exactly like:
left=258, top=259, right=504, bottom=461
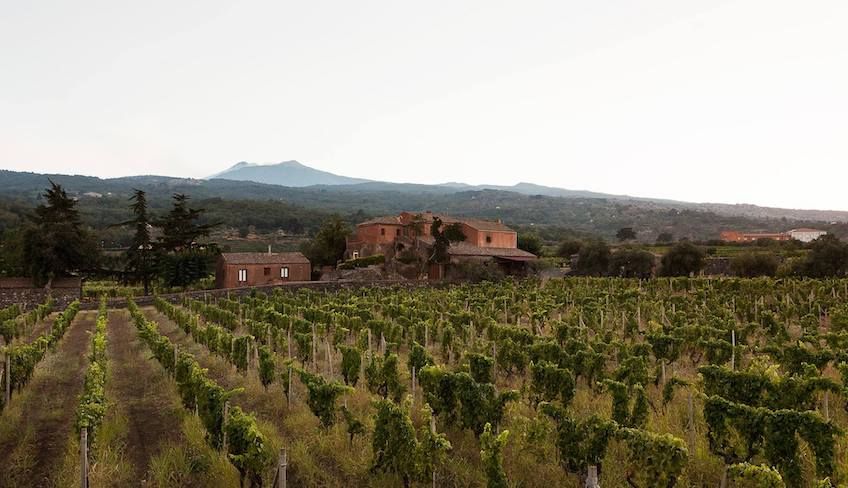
left=345, top=211, right=537, bottom=278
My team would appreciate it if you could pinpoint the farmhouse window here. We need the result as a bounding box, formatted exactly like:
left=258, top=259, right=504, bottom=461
left=396, top=228, right=401, bottom=236
left=486, top=235, right=492, bottom=243
left=281, top=267, right=289, bottom=278
left=381, top=228, right=386, bottom=236
left=238, top=269, right=247, bottom=282
left=352, top=251, right=360, bottom=259
left=264, top=267, right=271, bottom=276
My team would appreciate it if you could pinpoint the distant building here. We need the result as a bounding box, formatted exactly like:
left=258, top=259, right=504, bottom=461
left=787, top=228, right=827, bottom=243
left=720, top=231, right=791, bottom=242
left=345, top=211, right=536, bottom=278
left=720, top=228, right=827, bottom=243
left=215, top=251, right=310, bottom=289
left=346, top=211, right=519, bottom=259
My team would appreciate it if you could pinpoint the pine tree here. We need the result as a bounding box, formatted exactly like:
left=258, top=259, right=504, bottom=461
left=122, top=189, right=155, bottom=295
left=23, top=181, right=99, bottom=285
left=156, top=193, right=218, bottom=287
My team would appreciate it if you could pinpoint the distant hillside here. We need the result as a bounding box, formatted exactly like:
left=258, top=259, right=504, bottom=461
left=3, top=168, right=847, bottom=243
left=205, top=161, right=848, bottom=223
left=210, top=160, right=371, bottom=187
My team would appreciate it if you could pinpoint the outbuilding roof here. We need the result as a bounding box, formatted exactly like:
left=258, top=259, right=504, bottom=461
left=788, top=228, right=825, bottom=233
left=358, top=216, right=403, bottom=226
left=220, top=252, right=310, bottom=265
left=416, top=238, right=536, bottom=259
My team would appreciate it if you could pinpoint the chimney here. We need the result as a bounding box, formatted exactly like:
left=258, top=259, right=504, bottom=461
left=268, top=244, right=272, bottom=255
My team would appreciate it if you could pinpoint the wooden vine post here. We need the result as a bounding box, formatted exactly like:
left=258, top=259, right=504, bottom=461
left=730, top=330, right=736, bottom=371
left=173, top=344, right=178, bottom=374
left=326, top=340, right=333, bottom=377
left=585, top=465, right=599, bottom=488
left=222, top=401, right=230, bottom=453
left=4, top=351, right=10, bottom=405
left=80, top=427, right=89, bottom=488
left=311, top=324, right=318, bottom=371
left=411, top=366, right=416, bottom=407
left=287, top=326, right=292, bottom=360
left=287, top=365, right=293, bottom=406
left=687, top=388, right=696, bottom=454
left=492, top=342, right=497, bottom=380
left=275, top=447, right=287, bottom=488
left=430, top=414, right=437, bottom=488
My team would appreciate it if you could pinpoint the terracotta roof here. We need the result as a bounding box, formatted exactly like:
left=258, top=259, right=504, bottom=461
left=446, top=243, right=536, bottom=258
left=358, top=216, right=402, bottom=226
left=220, top=252, right=310, bottom=265
left=460, top=218, right=514, bottom=232
left=416, top=238, right=536, bottom=259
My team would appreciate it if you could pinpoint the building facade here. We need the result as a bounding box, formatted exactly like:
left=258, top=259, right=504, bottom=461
left=215, top=252, right=311, bottom=289
left=787, top=228, right=827, bottom=243
left=720, top=231, right=791, bottom=243
left=346, top=211, right=519, bottom=259
left=720, top=228, right=827, bottom=243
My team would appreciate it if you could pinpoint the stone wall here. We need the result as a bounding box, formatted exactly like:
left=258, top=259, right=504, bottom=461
left=0, top=277, right=82, bottom=310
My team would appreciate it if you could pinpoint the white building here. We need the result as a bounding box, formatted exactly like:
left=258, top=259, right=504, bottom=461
left=787, top=228, right=827, bottom=243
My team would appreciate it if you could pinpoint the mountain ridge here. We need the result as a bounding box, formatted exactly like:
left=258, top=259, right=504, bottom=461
left=207, top=160, right=848, bottom=222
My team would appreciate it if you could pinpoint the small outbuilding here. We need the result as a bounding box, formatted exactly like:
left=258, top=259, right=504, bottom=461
left=216, top=251, right=311, bottom=289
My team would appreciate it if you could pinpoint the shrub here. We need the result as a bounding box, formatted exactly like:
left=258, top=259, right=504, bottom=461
left=338, top=254, right=385, bottom=270
left=730, top=252, right=779, bottom=277
left=659, top=241, right=705, bottom=277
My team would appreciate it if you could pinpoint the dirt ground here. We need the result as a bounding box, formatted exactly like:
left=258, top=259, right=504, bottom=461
left=0, top=310, right=95, bottom=487
left=103, top=309, right=185, bottom=482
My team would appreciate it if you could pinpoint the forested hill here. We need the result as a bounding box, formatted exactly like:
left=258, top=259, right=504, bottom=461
left=0, top=169, right=846, bottom=241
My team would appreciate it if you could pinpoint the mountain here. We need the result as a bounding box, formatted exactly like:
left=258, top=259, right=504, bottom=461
left=2, top=166, right=848, bottom=243
left=210, top=160, right=372, bottom=187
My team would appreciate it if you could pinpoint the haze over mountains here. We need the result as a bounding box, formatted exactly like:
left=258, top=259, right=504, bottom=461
left=209, top=160, right=848, bottom=223
left=1, top=161, right=847, bottom=243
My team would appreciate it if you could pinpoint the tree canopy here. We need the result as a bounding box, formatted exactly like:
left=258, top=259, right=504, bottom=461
left=22, top=181, right=99, bottom=285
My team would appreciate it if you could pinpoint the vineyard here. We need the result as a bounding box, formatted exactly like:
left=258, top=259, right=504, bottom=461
left=1, top=277, right=848, bottom=487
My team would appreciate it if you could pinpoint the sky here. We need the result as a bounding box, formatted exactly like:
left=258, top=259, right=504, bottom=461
left=2, top=1, right=847, bottom=210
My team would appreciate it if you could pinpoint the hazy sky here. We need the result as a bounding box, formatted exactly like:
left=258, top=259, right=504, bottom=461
left=2, top=1, right=847, bottom=210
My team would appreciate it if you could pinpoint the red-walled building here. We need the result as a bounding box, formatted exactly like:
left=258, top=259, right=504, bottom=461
left=720, top=231, right=791, bottom=242
left=216, top=252, right=311, bottom=289
left=346, top=211, right=519, bottom=259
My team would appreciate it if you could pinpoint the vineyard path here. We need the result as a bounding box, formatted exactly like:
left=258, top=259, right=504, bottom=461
left=0, top=310, right=95, bottom=487
left=105, top=309, right=185, bottom=482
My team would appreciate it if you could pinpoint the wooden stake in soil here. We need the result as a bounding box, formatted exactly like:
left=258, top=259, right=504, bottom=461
left=326, top=340, right=333, bottom=377
left=824, top=391, right=830, bottom=421
left=287, top=365, right=293, bottom=406
left=311, top=324, right=318, bottom=371
left=730, top=330, right=736, bottom=371
left=585, top=465, right=599, bottom=488
left=687, top=389, right=696, bottom=454
left=287, top=326, right=292, bottom=361
left=80, top=427, right=89, bottom=488
left=4, top=352, right=10, bottom=405
left=430, top=414, right=437, bottom=488
left=492, top=342, right=497, bottom=380
left=411, top=366, right=416, bottom=407
left=277, top=447, right=288, bottom=488
left=222, top=401, right=230, bottom=453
